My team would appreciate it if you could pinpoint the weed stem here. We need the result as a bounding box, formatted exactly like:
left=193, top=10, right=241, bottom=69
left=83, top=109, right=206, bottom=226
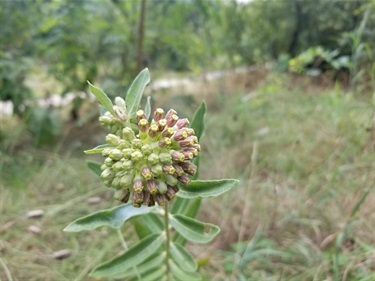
left=164, top=202, right=171, bottom=277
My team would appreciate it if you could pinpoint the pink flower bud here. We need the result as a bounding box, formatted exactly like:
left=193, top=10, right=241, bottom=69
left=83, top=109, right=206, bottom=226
left=180, top=162, right=197, bottom=176
left=165, top=186, right=176, bottom=201
left=173, top=129, right=188, bottom=141
left=147, top=180, right=157, bottom=194
left=162, top=165, right=175, bottom=175
left=159, top=137, right=171, bottom=148
left=178, top=174, right=191, bottom=185
left=138, top=119, right=149, bottom=132
left=166, top=114, right=178, bottom=127
left=133, top=178, right=144, bottom=193
left=148, top=124, right=159, bottom=138
left=155, top=193, right=165, bottom=206
left=165, top=109, right=177, bottom=120
left=157, top=119, right=167, bottom=131
left=153, top=108, right=165, bottom=122
left=142, top=167, right=153, bottom=180
left=176, top=118, right=189, bottom=129
left=171, top=151, right=185, bottom=162
left=173, top=165, right=184, bottom=176
left=136, top=110, right=146, bottom=122
left=162, top=127, right=174, bottom=138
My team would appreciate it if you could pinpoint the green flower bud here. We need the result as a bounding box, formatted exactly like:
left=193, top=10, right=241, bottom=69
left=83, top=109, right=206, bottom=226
left=114, top=189, right=130, bottom=203
left=141, top=144, right=152, bottom=155
left=106, top=134, right=120, bottom=146
left=122, top=160, right=133, bottom=171
left=115, top=97, right=126, bottom=108
left=109, top=149, right=123, bottom=161
left=101, top=168, right=114, bottom=180
left=102, top=148, right=112, bottom=157
left=165, top=174, right=178, bottom=186
left=131, top=139, right=143, bottom=149
left=112, top=176, right=121, bottom=188
left=151, top=164, right=163, bottom=176
left=159, top=153, right=172, bottom=164
left=131, top=150, right=143, bottom=162
left=120, top=174, right=133, bottom=188
left=148, top=153, right=159, bottom=165
left=157, top=181, right=168, bottom=194
left=122, top=148, right=133, bottom=159
left=104, top=157, right=115, bottom=166
left=100, top=164, right=107, bottom=171
left=123, top=127, right=135, bottom=141
left=99, top=115, right=111, bottom=126
left=112, top=161, right=124, bottom=172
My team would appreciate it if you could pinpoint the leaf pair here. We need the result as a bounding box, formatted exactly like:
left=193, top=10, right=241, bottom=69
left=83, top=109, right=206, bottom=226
left=88, top=68, right=150, bottom=118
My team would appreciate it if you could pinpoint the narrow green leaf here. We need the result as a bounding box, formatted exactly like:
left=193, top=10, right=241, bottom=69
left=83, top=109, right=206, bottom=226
left=169, top=260, right=202, bottom=281
left=170, top=242, right=197, bottom=272
left=86, top=161, right=102, bottom=177
left=177, top=179, right=239, bottom=199
left=169, top=214, right=220, bottom=244
left=129, top=266, right=166, bottom=281
left=133, top=213, right=164, bottom=239
left=191, top=101, right=206, bottom=141
left=109, top=254, right=165, bottom=279
left=90, top=233, right=164, bottom=278
left=84, top=144, right=111, bottom=154
left=125, top=68, right=151, bottom=116
left=87, top=81, right=116, bottom=116
left=64, top=204, right=153, bottom=232
left=173, top=198, right=202, bottom=245
left=145, top=96, right=151, bottom=120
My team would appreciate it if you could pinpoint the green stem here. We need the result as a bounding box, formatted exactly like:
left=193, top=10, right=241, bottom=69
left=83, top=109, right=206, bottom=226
left=164, top=202, right=171, bottom=277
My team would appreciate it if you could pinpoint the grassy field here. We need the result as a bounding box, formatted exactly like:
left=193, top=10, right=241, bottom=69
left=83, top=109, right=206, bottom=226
left=1, top=71, right=374, bottom=280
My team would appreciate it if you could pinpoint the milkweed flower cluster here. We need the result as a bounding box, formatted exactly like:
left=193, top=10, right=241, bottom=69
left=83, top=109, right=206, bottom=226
left=98, top=98, right=200, bottom=207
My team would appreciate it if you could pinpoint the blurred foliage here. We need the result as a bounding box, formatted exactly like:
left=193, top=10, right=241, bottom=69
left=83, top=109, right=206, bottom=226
left=0, top=0, right=373, bottom=118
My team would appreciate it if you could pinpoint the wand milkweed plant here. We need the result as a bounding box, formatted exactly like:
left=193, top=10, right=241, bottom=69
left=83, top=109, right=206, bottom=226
left=64, top=69, right=239, bottom=280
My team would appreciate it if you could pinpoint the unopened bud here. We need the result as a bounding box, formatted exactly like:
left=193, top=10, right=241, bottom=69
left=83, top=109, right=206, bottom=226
left=143, top=192, right=151, bottom=205
left=123, top=127, right=135, bottom=141
left=109, top=149, right=123, bottom=160
left=142, top=167, right=153, bottom=181
left=173, top=129, right=188, bottom=141
left=114, top=106, right=127, bottom=120
left=131, top=150, right=143, bottom=162
left=106, top=134, right=120, bottom=146
left=173, top=165, right=184, bottom=176
left=151, top=164, right=163, bottom=176
left=131, top=139, right=143, bottom=149
left=138, top=119, right=149, bottom=133
left=148, top=153, right=159, bottom=165
left=178, top=136, right=196, bottom=148
left=165, top=186, right=176, bottom=200
left=166, top=114, right=178, bottom=127
left=176, top=118, right=189, bottom=129
left=147, top=180, right=157, bottom=194
left=133, top=177, right=144, bottom=193
left=165, top=174, right=178, bottom=186
left=136, top=110, right=146, bottom=122
left=99, top=115, right=111, bottom=126
left=122, top=160, right=133, bottom=171
left=104, top=157, right=115, bottom=167
left=132, top=192, right=143, bottom=207
left=122, top=148, right=133, bottom=159
left=141, top=144, right=152, bottom=155
left=153, top=108, right=165, bottom=122
left=159, top=153, right=172, bottom=164
left=157, top=181, right=168, bottom=194
left=148, top=125, right=159, bottom=138
left=120, top=174, right=133, bottom=188
left=171, top=151, right=185, bottom=162
left=100, top=164, right=107, bottom=171
left=178, top=174, right=191, bottom=185
left=181, top=150, right=194, bottom=160
left=180, top=162, right=197, bottom=176
left=186, top=128, right=195, bottom=136
left=114, top=189, right=130, bottom=203
left=162, top=127, right=174, bottom=138
left=101, top=168, right=114, bottom=180
left=155, top=193, right=165, bottom=206
left=165, top=109, right=177, bottom=120
left=148, top=196, right=155, bottom=207
left=159, top=137, right=171, bottom=148
left=157, top=119, right=167, bottom=131
left=162, top=165, right=175, bottom=175
left=115, top=97, right=126, bottom=108
left=112, top=161, right=124, bottom=171
left=111, top=176, right=121, bottom=188
left=102, top=148, right=112, bottom=157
